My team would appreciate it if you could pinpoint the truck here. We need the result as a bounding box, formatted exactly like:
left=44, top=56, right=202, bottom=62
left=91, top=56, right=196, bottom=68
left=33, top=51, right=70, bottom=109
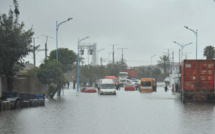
left=0, top=76, right=45, bottom=111
left=1, top=92, right=45, bottom=110
left=181, top=60, right=215, bottom=103
left=118, top=72, right=128, bottom=87
left=124, top=69, right=138, bottom=78
left=98, top=79, right=116, bottom=95
left=104, top=76, right=120, bottom=89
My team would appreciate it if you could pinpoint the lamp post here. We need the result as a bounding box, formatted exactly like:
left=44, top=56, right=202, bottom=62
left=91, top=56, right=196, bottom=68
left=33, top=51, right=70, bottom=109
left=56, top=18, right=72, bottom=97
left=150, top=55, right=156, bottom=78
left=77, top=36, right=89, bottom=92
left=184, top=26, right=198, bottom=60
left=173, top=41, right=192, bottom=63
left=56, top=18, right=72, bottom=61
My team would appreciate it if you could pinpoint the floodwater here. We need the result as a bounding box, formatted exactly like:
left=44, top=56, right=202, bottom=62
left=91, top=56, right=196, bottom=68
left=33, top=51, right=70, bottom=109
left=1, top=82, right=215, bottom=134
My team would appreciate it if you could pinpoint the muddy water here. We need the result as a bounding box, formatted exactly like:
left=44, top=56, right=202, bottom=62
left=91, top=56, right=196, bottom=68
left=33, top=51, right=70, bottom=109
left=0, top=83, right=215, bottom=134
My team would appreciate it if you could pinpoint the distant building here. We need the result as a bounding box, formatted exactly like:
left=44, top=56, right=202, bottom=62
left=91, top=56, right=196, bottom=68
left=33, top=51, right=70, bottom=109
left=18, top=61, right=34, bottom=74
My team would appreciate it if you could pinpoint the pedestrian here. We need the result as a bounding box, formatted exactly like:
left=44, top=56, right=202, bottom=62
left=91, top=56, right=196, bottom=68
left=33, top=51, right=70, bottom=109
left=67, top=81, right=70, bottom=89
left=164, top=84, right=168, bottom=92
left=73, top=80, right=76, bottom=89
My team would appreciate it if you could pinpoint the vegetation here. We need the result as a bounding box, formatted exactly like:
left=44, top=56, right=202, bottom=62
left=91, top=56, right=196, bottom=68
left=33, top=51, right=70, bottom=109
left=37, top=60, right=66, bottom=98
left=157, top=55, right=169, bottom=74
left=49, top=48, right=77, bottom=72
left=0, top=0, right=34, bottom=91
left=204, top=45, right=215, bottom=59
left=78, top=61, right=126, bottom=85
left=36, top=48, right=77, bottom=98
left=135, top=66, right=161, bottom=79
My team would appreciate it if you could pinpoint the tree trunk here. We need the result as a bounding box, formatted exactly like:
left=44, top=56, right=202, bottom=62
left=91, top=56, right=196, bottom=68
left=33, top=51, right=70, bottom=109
left=49, top=88, right=58, bottom=99
left=49, top=85, right=61, bottom=99
left=6, top=75, right=14, bottom=92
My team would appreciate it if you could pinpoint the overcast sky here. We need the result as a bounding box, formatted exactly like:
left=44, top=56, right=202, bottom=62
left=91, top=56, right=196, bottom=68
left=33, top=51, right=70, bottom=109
left=1, top=0, right=215, bottom=67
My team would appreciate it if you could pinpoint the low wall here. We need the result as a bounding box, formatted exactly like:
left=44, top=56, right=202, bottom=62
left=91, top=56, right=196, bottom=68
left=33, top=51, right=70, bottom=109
left=1, top=75, right=48, bottom=95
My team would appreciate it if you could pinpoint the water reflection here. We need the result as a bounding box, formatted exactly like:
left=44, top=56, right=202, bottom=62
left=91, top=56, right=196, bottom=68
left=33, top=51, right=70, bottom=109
left=180, top=103, right=215, bottom=134
left=0, top=85, right=215, bottom=134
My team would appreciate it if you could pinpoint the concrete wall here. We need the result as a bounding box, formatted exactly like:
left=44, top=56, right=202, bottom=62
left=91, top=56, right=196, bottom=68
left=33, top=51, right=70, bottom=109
left=0, top=75, right=48, bottom=95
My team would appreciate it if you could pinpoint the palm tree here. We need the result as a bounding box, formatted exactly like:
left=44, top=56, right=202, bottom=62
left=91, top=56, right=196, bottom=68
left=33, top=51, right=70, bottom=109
left=157, top=55, right=169, bottom=74
left=204, top=45, right=215, bottom=59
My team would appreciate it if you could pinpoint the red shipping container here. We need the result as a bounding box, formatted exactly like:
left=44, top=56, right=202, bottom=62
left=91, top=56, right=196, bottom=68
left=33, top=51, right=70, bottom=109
left=124, top=69, right=138, bottom=78
left=181, top=60, right=215, bottom=92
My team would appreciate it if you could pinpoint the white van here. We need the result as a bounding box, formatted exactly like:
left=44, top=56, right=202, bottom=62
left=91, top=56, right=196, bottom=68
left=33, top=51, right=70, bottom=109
left=98, top=79, right=116, bottom=95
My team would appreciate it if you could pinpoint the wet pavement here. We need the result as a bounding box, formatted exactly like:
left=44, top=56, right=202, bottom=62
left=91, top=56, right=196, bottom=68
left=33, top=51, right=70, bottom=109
left=1, top=82, right=215, bottom=134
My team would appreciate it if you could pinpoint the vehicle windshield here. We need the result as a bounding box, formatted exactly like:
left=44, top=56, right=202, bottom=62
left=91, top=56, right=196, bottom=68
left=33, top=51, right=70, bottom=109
left=113, top=79, right=117, bottom=82
left=141, top=81, right=151, bottom=86
left=100, top=84, right=115, bottom=89
left=126, top=84, right=133, bottom=87
left=85, top=87, right=95, bottom=90
left=119, top=74, right=127, bottom=77
left=120, top=80, right=126, bottom=83
left=119, top=73, right=128, bottom=78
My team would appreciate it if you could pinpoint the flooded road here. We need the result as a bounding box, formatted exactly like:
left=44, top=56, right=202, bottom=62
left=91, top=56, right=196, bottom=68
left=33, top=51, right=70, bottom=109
left=1, top=82, right=215, bottom=134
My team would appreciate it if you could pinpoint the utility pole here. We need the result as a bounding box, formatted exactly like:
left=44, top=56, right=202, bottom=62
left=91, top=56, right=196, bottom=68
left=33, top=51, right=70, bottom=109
left=33, top=37, right=40, bottom=67
left=38, top=35, right=53, bottom=60
left=97, top=48, right=104, bottom=65
left=117, top=48, right=127, bottom=63
left=172, top=51, right=174, bottom=66
left=100, top=57, right=102, bottom=66
left=118, top=48, right=127, bottom=71
left=111, top=44, right=117, bottom=64
left=168, top=49, right=171, bottom=85
left=179, top=49, right=181, bottom=72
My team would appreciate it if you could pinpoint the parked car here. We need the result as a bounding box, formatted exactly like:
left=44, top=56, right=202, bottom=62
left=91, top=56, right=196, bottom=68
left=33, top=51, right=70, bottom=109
left=130, top=78, right=140, bottom=90
left=81, top=87, right=97, bottom=93
left=119, top=79, right=132, bottom=87
left=125, top=83, right=135, bottom=91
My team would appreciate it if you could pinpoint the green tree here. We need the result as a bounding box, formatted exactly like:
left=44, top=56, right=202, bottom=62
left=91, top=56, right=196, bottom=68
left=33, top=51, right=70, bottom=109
left=136, top=66, right=145, bottom=78
left=106, top=61, right=122, bottom=76
left=78, top=60, right=127, bottom=86
left=157, top=55, right=169, bottom=74
left=0, top=0, right=34, bottom=91
left=37, top=60, right=66, bottom=98
left=48, top=48, right=77, bottom=72
left=203, top=45, right=215, bottom=59
left=153, top=68, right=161, bottom=80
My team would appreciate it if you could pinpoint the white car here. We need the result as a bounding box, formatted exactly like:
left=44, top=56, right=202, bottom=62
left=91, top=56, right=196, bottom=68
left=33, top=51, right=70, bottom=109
left=119, top=79, right=132, bottom=87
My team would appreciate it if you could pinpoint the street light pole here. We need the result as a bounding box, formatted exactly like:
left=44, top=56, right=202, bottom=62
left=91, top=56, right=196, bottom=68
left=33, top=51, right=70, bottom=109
left=184, top=26, right=198, bottom=60
left=173, top=41, right=192, bottom=63
left=56, top=18, right=72, bottom=61
left=150, top=55, right=156, bottom=78
left=56, top=18, right=72, bottom=97
left=77, top=36, right=89, bottom=93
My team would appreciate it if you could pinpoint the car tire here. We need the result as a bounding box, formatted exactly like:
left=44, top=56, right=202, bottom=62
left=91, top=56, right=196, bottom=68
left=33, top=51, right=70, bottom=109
left=15, top=100, right=21, bottom=109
